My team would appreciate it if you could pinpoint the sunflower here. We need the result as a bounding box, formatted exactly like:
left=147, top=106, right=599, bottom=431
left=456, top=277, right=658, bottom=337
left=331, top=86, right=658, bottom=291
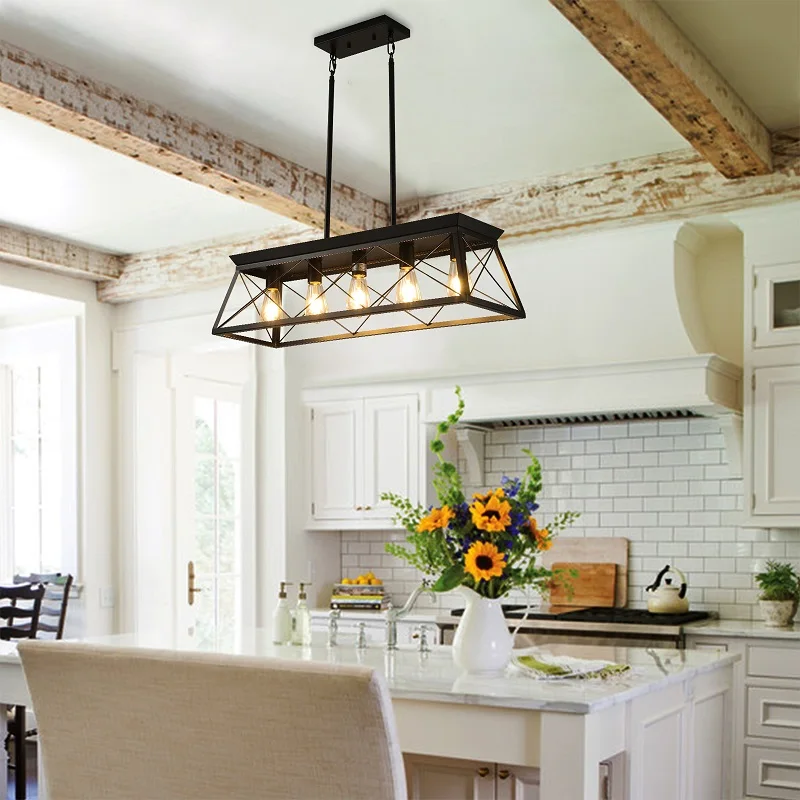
left=464, top=541, right=506, bottom=582
left=470, top=491, right=512, bottom=532
left=529, top=517, right=552, bottom=551
left=417, top=505, right=455, bottom=533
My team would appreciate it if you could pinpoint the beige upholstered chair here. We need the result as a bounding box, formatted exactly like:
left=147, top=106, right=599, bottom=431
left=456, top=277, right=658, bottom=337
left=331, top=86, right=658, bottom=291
left=19, top=641, right=407, bottom=800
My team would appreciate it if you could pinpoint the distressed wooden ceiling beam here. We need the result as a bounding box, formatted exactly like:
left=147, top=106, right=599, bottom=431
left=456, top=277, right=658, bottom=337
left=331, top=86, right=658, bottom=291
left=400, top=132, right=800, bottom=240
left=7, top=132, right=799, bottom=302
left=97, top=224, right=318, bottom=303
left=0, top=40, right=387, bottom=234
left=0, top=224, right=122, bottom=280
left=548, top=0, right=773, bottom=178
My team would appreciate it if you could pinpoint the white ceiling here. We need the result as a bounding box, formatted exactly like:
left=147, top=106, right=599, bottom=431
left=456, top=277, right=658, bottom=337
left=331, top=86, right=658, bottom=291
left=0, top=106, right=294, bottom=254
left=0, top=0, right=796, bottom=256
left=659, top=0, right=800, bottom=131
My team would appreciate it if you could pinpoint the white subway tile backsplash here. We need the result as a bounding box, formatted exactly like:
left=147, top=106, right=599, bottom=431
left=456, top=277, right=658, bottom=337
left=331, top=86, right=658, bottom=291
left=658, top=420, right=689, bottom=435
left=659, top=451, right=690, bottom=467
left=629, top=452, right=659, bottom=467
left=342, top=419, right=799, bottom=619
left=586, top=440, right=615, bottom=454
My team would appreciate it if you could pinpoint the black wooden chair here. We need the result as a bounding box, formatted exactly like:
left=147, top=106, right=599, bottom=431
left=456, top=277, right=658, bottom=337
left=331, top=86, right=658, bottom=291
left=5, top=576, right=71, bottom=800
left=15, top=573, right=73, bottom=640
left=0, top=582, right=44, bottom=800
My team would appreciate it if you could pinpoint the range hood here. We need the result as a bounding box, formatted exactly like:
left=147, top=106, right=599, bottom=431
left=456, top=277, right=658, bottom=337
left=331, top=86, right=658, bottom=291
left=426, top=354, right=743, bottom=477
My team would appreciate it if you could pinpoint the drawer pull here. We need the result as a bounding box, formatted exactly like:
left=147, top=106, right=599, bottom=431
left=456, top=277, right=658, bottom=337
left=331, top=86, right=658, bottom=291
left=498, top=769, right=510, bottom=780
left=477, top=767, right=490, bottom=778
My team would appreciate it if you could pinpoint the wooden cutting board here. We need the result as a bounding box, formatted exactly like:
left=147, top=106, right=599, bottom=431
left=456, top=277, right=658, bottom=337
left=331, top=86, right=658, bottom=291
left=550, top=562, right=616, bottom=607
left=541, top=537, right=629, bottom=606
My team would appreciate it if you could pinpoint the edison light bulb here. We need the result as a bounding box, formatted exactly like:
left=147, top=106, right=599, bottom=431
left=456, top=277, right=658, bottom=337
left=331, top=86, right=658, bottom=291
left=396, top=266, right=422, bottom=304
left=305, top=280, right=328, bottom=315
left=346, top=263, right=370, bottom=310
left=447, top=257, right=462, bottom=296
left=259, top=287, right=284, bottom=322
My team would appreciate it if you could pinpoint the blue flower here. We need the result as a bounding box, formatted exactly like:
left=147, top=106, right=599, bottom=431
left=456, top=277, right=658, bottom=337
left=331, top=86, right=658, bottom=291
left=501, top=476, right=521, bottom=497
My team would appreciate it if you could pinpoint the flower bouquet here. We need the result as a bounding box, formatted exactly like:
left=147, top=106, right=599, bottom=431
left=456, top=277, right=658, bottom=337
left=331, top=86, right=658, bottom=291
left=381, top=387, right=579, bottom=673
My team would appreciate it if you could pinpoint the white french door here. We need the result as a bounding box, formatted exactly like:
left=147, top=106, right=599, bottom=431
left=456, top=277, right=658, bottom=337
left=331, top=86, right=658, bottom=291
left=174, top=352, right=254, bottom=647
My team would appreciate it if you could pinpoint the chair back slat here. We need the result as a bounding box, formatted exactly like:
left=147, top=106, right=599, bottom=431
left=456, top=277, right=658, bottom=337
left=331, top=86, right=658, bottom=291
left=13, top=573, right=73, bottom=640
left=0, top=583, right=44, bottom=641
left=0, top=606, right=41, bottom=620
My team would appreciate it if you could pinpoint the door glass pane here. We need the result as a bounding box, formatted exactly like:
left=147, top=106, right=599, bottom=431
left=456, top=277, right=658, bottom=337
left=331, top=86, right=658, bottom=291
left=191, top=395, right=241, bottom=645
left=774, top=280, right=800, bottom=328
left=12, top=368, right=39, bottom=437
left=194, top=397, right=215, bottom=453
left=218, top=518, right=236, bottom=573
left=194, top=456, right=216, bottom=514
left=194, top=517, right=216, bottom=574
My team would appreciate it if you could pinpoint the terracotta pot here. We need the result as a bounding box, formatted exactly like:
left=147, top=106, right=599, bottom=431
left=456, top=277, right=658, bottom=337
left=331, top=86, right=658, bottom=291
left=759, top=599, right=796, bottom=628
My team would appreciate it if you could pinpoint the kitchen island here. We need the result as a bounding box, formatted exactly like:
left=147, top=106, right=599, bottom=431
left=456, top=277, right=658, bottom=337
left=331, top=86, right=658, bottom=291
left=0, top=632, right=737, bottom=800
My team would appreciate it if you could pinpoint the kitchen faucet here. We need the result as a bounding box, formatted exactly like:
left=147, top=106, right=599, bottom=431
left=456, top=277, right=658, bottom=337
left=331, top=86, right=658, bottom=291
left=385, top=583, right=436, bottom=651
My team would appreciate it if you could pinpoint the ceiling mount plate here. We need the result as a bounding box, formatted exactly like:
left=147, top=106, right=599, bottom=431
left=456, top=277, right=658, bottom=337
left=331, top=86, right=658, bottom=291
left=314, top=15, right=410, bottom=59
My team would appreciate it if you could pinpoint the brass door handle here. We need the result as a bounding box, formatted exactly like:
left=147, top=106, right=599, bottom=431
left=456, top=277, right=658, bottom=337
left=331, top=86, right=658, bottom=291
left=498, top=769, right=510, bottom=780
left=187, top=561, right=203, bottom=606
left=477, top=767, right=491, bottom=778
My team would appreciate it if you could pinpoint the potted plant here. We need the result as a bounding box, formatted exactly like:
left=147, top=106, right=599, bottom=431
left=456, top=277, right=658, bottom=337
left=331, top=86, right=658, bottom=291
left=754, top=560, right=800, bottom=628
left=381, top=387, right=579, bottom=674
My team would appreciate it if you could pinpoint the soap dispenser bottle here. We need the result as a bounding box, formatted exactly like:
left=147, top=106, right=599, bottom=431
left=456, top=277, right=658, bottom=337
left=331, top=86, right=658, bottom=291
left=272, top=582, right=293, bottom=645
left=292, top=582, right=312, bottom=646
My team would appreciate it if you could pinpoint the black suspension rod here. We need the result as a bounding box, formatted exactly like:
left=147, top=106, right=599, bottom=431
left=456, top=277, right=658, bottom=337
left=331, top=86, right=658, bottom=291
left=388, top=40, right=397, bottom=226
left=324, top=55, right=337, bottom=239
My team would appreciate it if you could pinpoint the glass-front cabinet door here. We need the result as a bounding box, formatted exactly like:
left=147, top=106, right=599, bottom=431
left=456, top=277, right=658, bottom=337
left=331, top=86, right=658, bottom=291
left=754, top=261, right=800, bottom=347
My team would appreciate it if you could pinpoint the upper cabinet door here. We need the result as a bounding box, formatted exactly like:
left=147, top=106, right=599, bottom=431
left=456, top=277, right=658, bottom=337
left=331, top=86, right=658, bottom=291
left=754, top=261, right=800, bottom=348
left=753, top=365, right=800, bottom=517
left=362, top=395, right=419, bottom=520
left=310, top=400, right=362, bottom=520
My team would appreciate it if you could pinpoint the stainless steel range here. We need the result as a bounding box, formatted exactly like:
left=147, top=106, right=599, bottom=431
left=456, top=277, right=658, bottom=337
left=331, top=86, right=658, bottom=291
left=441, top=605, right=712, bottom=649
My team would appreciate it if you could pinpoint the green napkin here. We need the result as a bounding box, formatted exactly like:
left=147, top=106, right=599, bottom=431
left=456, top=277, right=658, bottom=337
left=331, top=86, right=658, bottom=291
left=516, top=655, right=630, bottom=680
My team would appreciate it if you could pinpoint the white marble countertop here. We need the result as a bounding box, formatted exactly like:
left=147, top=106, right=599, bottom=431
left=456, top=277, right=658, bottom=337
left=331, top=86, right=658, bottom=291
left=684, top=619, right=800, bottom=640
left=0, top=629, right=737, bottom=716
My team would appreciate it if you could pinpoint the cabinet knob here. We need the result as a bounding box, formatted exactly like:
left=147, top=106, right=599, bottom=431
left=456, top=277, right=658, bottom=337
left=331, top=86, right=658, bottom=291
left=364, top=505, right=372, bottom=511
left=355, top=505, right=363, bottom=511
left=477, top=767, right=491, bottom=778
left=498, top=769, right=510, bottom=781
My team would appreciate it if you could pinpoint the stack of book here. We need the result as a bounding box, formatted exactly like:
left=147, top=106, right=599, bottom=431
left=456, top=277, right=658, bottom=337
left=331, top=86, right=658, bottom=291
left=330, top=583, right=390, bottom=611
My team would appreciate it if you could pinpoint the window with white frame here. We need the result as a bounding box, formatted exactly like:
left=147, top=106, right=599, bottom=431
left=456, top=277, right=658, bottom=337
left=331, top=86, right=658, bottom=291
left=0, top=318, right=77, bottom=579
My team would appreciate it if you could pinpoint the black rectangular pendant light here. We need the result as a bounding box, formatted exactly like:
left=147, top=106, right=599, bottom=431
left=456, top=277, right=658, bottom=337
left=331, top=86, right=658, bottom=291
left=212, top=15, right=525, bottom=348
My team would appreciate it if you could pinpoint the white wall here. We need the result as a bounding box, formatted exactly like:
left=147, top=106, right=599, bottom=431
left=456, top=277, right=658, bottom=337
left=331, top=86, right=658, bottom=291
left=0, top=260, right=114, bottom=635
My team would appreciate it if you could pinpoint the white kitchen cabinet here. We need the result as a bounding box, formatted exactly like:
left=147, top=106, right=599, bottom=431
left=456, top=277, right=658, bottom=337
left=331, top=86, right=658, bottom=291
left=405, top=755, right=495, bottom=800
left=310, top=399, right=362, bottom=522
left=495, top=764, right=540, bottom=800
left=751, top=365, right=800, bottom=517
left=307, top=394, right=419, bottom=529
left=753, top=261, right=800, bottom=348
left=687, top=633, right=800, bottom=800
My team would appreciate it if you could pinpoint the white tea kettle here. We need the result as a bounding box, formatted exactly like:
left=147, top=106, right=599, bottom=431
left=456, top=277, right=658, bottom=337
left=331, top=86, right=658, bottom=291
left=644, top=565, right=689, bottom=614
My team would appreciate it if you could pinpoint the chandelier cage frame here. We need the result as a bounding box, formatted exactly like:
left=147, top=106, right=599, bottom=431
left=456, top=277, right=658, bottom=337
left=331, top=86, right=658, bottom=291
left=212, top=15, right=525, bottom=349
